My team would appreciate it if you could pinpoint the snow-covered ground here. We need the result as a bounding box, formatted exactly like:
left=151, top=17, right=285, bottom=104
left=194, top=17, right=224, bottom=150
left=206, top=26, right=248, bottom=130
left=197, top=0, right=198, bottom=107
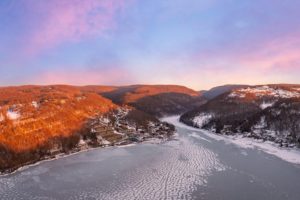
left=260, top=101, right=275, bottom=109
left=31, top=101, right=39, bottom=108
left=0, top=114, right=4, bottom=122
left=6, top=110, right=20, bottom=120
left=192, top=113, right=213, bottom=128
left=166, top=116, right=300, bottom=165
left=228, top=85, right=300, bottom=99
left=199, top=130, right=300, bottom=165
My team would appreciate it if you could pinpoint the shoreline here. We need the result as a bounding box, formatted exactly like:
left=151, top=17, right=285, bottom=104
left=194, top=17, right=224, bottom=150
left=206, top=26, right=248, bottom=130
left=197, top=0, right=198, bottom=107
left=3, top=115, right=299, bottom=176
left=163, top=116, right=300, bottom=165
left=0, top=135, right=173, bottom=177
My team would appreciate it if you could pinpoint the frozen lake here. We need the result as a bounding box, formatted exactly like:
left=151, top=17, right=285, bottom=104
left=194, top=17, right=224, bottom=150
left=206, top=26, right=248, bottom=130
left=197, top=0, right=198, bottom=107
left=1, top=116, right=300, bottom=200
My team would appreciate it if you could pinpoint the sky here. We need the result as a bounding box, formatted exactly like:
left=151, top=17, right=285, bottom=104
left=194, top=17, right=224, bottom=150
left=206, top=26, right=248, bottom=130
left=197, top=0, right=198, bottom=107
left=0, top=0, right=300, bottom=90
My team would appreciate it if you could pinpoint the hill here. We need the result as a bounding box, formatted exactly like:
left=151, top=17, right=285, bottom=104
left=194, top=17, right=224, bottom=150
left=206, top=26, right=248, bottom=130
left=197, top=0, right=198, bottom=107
left=202, top=84, right=248, bottom=100
left=181, top=84, right=300, bottom=147
left=100, top=85, right=204, bottom=117
left=0, top=85, right=174, bottom=173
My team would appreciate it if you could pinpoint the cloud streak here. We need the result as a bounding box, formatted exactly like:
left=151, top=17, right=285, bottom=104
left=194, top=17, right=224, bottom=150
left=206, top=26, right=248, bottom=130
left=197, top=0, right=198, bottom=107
left=30, top=66, right=134, bottom=86
left=22, top=0, right=128, bottom=56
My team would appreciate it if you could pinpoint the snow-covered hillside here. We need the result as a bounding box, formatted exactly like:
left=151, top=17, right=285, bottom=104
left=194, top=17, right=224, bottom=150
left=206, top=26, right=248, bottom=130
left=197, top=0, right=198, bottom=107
left=228, top=85, right=300, bottom=99
left=180, top=84, right=300, bottom=148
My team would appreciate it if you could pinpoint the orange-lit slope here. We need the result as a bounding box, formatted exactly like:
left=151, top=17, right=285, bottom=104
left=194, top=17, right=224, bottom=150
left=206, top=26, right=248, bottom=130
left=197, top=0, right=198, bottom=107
left=0, top=85, right=116, bottom=152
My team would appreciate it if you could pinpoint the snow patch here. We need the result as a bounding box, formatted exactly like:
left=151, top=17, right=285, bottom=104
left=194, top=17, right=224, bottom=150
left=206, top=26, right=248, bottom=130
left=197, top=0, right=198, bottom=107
left=114, top=130, right=125, bottom=135
left=229, top=86, right=300, bottom=99
left=96, top=135, right=111, bottom=146
left=165, top=117, right=300, bottom=165
left=31, top=101, right=39, bottom=108
left=253, top=116, right=267, bottom=129
left=0, top=114, right=4, bottom=122
left=6, top=110, right=20, bottom=120
left=200, top=129, right=300, bottom=165
left=102, top=139, right=111, bottom=145
left=193, top=113, right=213, bottom=128
left=260, top=101, right=274, bottom=109
left=228, top=92, right=245, bottom=98
left=117, top=143, right=137, bottom=148
left=101, top=117, right=110, bottom=124
left=78, top=139, right=86, bottom=146
left=227, top=136, right=300, bottom=165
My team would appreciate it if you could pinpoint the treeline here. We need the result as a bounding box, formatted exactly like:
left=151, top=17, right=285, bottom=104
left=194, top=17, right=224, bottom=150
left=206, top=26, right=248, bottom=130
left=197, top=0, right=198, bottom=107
left=0, top=134, right=82, bottom=173
left=131, top=93, right=205, bottom=118
left=181, top=94, right=300, bottom=146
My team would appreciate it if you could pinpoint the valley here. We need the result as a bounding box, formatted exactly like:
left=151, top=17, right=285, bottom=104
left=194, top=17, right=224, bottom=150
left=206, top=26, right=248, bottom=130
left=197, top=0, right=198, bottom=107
left=0, top=83, right=300, bottom=200
left=2, top=1, right=299, bottom=199
left=0, top=85, right=183, bottom=173
left=1, top=116, right=300, bottom=200
left=0, top=84, right=201, bottom=174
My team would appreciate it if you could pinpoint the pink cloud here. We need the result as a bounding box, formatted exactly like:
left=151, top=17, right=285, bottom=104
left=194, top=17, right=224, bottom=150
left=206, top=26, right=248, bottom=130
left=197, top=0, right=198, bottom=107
left=194, top=32, right=300, bottom=73
left=234, top=34, right=300, bottom=70
left=23, top=0, right=129, bottom=56
left=31, top=66, right=134, bottom=86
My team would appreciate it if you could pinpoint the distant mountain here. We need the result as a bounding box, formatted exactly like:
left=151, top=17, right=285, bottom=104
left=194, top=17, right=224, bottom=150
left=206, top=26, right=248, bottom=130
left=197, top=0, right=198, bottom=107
left=181, top=84, right=300, bottom=147
left=202, top=84, right=248, bottom=100
left=101, top=85, right=199, bottom=103
left=100, top=85, right=204, bottom=117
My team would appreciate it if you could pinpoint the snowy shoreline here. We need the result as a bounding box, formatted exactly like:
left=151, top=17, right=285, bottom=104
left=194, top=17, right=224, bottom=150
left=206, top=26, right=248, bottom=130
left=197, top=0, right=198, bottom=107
left=163, top=116, right=300, bottom=165
left=0, top=136, right=171, bottom=177
left=2, top=115, right=299, bottom=177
